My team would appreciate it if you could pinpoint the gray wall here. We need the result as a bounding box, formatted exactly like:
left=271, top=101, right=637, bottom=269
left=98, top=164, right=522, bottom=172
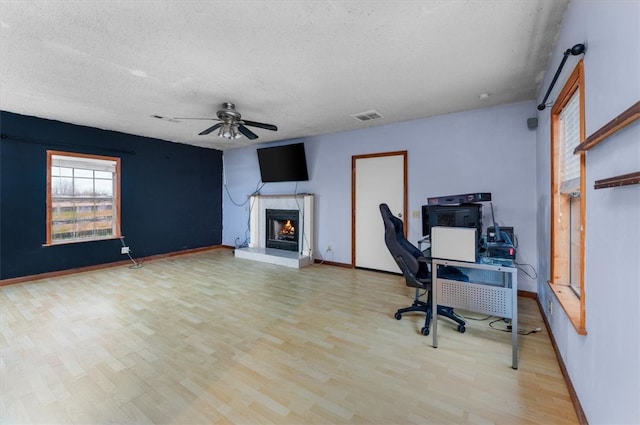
left=535, top=1, right=640, bottom=423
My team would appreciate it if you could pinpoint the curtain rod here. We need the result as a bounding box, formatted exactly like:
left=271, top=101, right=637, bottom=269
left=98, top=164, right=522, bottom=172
left=537, top=43, right=586, bottom=111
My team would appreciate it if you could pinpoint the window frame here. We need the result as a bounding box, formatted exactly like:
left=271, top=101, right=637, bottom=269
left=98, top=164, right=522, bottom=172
left=46, top=150, right=122, bottom=245
left=549, top=60, right=587, bottom=335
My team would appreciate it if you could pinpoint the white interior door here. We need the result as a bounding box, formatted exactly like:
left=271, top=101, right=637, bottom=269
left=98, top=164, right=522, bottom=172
left=353, top=152, right=406, bottom=272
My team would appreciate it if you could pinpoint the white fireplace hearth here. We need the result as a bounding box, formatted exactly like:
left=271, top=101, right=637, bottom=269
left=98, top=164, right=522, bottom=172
left=234, top=194, right=314, bottom=268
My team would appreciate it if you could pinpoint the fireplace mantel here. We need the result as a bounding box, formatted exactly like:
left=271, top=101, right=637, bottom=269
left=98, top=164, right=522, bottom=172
left=234, top=194, right=314, bottom=268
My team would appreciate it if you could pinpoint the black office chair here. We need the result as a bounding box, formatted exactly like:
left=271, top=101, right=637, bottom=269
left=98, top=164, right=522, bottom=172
left=379, top=203, right=466, bottom=335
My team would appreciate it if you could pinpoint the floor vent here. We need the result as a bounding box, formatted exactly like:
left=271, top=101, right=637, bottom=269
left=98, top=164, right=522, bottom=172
left=351, top=110, right=384, bottom=122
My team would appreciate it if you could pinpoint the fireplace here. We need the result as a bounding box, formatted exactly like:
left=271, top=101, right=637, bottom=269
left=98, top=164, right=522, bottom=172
left=234, top=194, right=313, bottom=267
left=265, top=209, right=300, bottom=252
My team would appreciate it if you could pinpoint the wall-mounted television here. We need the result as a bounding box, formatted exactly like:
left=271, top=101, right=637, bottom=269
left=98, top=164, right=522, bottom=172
left=256, top=143, right=309, bottom=183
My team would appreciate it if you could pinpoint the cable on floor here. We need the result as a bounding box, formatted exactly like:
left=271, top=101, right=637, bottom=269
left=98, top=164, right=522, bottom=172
left=461, top=313, right=493, bottom=321
left=489, top=318, right=541, bottom=335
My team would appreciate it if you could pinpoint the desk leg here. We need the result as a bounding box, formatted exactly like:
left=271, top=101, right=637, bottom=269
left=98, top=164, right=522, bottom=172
left=511, top=270, right=518, bottom=369
left=432, top=261, right=438, bottom=348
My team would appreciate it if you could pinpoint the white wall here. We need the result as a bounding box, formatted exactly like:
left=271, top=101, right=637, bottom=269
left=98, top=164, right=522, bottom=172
left=224, top=100, right=539, bottom=291
left=535, top=1, right=640, bottom=424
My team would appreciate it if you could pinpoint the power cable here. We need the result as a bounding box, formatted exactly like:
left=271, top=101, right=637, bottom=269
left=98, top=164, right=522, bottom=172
left=119, top=236, right=142, bottom=269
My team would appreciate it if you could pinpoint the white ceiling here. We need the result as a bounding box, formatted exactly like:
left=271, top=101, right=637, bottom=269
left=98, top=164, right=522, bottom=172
left=0, top=0, right=569, bottom=151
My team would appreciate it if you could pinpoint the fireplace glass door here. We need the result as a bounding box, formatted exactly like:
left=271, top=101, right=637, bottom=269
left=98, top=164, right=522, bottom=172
left=265, top=209, right=299, bottom=252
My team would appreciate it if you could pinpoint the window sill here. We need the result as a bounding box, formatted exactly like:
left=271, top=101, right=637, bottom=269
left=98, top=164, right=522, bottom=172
left=42, top=235, right=122, bottom=247
left=548, top=281, right=587, bottom=335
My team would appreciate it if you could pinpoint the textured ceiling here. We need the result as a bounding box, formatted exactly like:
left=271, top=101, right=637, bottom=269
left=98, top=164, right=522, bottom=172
left=0, top=1, right=569, bottom=151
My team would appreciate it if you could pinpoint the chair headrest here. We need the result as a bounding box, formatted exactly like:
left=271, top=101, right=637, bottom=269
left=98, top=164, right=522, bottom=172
left=379, top=202, right=423, bottom=276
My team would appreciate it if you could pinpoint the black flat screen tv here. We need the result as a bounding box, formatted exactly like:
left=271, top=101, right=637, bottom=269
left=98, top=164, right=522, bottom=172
left=257, top=143, right=309, bottom=183
left=421, top=203, right=483, bottom=241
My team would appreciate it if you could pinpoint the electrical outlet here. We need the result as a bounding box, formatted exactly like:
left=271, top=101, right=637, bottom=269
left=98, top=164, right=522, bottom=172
left=412, top=210, right=420, bottom=218
left=121, top=246, right=130, bottom=254
left=326, top=245, right=332, bottom=252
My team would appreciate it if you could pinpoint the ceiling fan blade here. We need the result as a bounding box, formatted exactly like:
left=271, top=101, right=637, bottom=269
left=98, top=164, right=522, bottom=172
left=199, top=123, right=223, bottom=135
left=237, top=125, right=259, bottom=140
left=242, top=120, right=278, bottom=131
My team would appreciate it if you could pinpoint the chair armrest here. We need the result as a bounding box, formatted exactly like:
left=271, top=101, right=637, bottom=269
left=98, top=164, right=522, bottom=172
left=417, top=256, right=433, bottom=277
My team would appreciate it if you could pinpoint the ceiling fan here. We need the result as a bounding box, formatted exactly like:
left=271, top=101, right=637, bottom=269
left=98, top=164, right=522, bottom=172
left=175, top=102, right=278, bottom=140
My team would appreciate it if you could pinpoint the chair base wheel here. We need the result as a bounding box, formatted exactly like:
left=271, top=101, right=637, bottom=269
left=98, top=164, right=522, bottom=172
left=421, top=327, right=430, bottom=336
left=394, top=312, right=402, bottom=320
left=458, top=325, right=466, bottom=333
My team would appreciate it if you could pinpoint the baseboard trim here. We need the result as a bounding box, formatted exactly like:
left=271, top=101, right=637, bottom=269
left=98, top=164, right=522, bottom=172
left=313, top=259, right=353, bottom=268
left=536, top=298, right=589, bottom=425
left=518, top=289, right=537, bottom=299
left=0, top=245, right=225, bottom=287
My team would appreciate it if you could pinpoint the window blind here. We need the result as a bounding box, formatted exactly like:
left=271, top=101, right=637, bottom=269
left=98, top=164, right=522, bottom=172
left=52, top=155, right=116, bottom=173
left=559, top=91, right=581, bottom=194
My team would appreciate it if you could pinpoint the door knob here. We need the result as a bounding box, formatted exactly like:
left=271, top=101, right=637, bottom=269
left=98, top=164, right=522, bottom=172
left=397, top=213, right=402, bottom=218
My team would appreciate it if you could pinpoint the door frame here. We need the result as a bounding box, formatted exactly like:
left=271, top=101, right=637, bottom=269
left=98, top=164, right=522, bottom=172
left=351, top=150, right=408, bottom=267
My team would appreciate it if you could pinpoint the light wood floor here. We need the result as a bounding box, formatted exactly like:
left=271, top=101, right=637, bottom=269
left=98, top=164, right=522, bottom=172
left=1, top=249, right=578, bottom=424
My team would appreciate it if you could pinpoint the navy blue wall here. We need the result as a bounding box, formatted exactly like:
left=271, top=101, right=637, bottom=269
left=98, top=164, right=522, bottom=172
left=0, top=111, right=223, bottom=280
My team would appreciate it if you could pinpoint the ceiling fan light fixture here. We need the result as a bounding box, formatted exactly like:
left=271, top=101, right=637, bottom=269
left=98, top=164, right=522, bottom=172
left=183, top=102, right=276, bottom=140
left=218, top=123, right=242, bottom=139
left=217, top=123, right=229, bottom=139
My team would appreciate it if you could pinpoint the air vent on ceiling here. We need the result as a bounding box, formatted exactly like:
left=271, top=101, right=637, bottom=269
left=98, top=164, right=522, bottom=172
left=351, top=110, right=384, bottom=122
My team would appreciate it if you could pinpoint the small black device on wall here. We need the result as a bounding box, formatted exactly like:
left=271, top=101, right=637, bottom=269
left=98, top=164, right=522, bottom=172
left=257, top=142, right=309, bottom=183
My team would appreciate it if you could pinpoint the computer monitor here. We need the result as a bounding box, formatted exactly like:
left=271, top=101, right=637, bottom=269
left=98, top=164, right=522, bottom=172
left=421, top=203, right=483, bottom=243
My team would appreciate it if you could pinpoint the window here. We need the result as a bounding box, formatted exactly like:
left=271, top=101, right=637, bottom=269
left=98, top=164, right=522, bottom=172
left=46, top=151, right=121, bottom=244
left=549, top=60, right=586, bottom=334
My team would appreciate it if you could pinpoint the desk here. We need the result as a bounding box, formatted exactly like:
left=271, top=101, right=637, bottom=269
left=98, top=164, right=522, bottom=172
left=431, top=258, right=519, bottom=369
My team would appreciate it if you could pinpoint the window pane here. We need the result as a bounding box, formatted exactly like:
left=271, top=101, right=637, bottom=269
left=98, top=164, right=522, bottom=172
left=94, top=179, right=113, bottom=196
left=73, top=178, right=94, bottom=196
left=52, top=177, right=74, bottom=196
left=59, top=167, right=73, bottom=177
left=51, top=200, right=77, bottom=241
left=570, top=195, right=581, bottom=296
